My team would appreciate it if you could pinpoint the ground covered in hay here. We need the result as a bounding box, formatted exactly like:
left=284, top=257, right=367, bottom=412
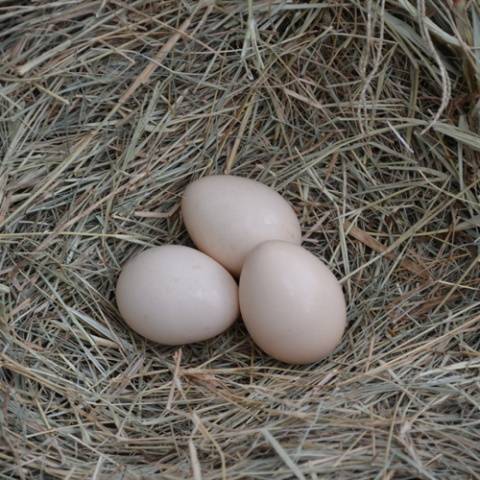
left=1, top=1, right=480, bottom=479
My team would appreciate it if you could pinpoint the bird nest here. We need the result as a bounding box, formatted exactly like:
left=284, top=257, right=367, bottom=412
left=1, top=1, right=479, bottom=479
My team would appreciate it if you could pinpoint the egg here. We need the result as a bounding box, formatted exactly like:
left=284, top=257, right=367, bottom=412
left=182, top=175, right=302, bottom=276
left=239, top=241, right=346, bottom=364
left=116, top=245, right=239, bottom=345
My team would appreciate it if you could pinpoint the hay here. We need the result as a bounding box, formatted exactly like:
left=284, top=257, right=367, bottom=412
left=1, top=1, right=480, bottom=478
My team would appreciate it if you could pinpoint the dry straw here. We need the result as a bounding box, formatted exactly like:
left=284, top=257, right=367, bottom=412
left=1, top=1, right=480, bottom=479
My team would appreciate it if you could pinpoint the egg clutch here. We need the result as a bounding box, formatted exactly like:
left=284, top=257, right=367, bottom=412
left=116, top=175, right=346, bottom=364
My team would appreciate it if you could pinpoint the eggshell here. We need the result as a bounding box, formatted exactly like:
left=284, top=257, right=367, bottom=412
left=181, top=175, right=301, bottom=276
left=116, top=245, right=239, bottom=345
left=239, top=241, right=346, bottom=364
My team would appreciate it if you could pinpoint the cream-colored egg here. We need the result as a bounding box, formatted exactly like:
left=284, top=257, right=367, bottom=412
left=182, top=175, right=301, bottom=276
left=239, top=241, right=346, bottom=364
left=116, top=245, right=239, bottom=345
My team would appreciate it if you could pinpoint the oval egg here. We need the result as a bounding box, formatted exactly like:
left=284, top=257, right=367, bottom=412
left=239, top=241, right=346, bottom=364
left=116, top=245, right=239, bottom=345
left=182, top=175, right=302, bottom=276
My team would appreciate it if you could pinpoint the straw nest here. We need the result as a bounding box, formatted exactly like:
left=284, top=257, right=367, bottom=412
left=1, top=1, right=479, bottom=479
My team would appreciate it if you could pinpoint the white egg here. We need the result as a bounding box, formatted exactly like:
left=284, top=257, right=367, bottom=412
left=239, top=241, right=346, bottom=364
left=116, top=245, right=239, bottom=345
left=182, top=175, right=301, bottom=276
